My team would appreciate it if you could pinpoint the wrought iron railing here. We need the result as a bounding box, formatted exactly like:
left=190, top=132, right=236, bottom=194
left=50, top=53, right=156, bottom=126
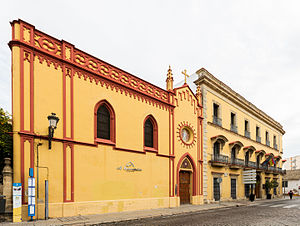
left=211, top=154, right=228, bottom=163
left=230, top=124, right=238, bottom=133
left=230, top=158, right=244, bottom=166
left=266, top=140, right=270, bottom=146
left=244, top=130, right=251, bottom=138
left=245, top=161, right=256, bottom=168
left=213, top=115, right=222, bottom=127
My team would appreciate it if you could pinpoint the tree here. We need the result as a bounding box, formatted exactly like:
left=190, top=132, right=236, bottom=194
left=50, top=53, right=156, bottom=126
left=0, top=108, right=13, bottom=182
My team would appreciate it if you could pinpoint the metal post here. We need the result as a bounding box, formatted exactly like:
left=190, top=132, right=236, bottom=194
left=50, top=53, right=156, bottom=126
left=45, top=180, right=48, bottom=220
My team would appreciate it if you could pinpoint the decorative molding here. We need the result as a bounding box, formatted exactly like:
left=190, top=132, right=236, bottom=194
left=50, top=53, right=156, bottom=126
left=176, top=121, right=196, bottom=148
left=9, top=20, right=171, bottom=107
left=195, top=68, right=285, bottom=135
left=208, top=121, right=280, bottom=154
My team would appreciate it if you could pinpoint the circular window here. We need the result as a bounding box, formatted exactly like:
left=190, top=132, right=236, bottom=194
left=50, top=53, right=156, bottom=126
left=181, top=127, right=194, bottom=144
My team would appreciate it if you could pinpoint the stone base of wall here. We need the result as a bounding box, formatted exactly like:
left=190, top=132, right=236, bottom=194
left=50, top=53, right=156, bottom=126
left=21, top=197, right=179, bottom=220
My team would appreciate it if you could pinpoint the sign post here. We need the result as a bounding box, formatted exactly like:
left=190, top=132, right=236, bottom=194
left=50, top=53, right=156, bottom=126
left=13, top=183, right=22, bottom=222
left=28, top=168, right=35, bottom=220
left=242, top=169, right=256, bottom=201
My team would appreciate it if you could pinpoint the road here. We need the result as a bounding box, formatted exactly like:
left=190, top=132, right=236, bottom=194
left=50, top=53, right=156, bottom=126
left=105, top=197, right=300, bottom=226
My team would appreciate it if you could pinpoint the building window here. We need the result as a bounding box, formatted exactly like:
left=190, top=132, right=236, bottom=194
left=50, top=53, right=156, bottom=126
left=273, top=135, right=278, bottom=150
left=256, top=126, right=261, bottom=143
left=213, top=103, right=222, bottom=126
left=94, top=100, right=115, bottom=144
left=97, top=105, right=110, bottom=139
left=244, top=120, right=250, bottom=138
left=266, top=131, right=270, bottom=146
left=230, top=112, right=237, bottom=133
left=144, top=115, right=158, bottom=150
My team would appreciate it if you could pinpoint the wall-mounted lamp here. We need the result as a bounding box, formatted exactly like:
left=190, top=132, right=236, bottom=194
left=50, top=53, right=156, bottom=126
left=47, top=113, right=59, bottom=149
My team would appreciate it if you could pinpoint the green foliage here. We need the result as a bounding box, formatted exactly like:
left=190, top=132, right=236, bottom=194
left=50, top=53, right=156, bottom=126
left=0, top=108, right=13, bottom=179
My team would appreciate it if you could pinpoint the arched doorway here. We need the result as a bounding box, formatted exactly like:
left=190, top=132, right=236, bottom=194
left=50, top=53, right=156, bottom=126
left=178, top=156, right=195, bottom=204
left=255, top=174, right=261, bottom=198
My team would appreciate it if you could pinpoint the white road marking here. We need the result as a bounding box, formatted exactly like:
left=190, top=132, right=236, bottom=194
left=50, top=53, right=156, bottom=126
left=283, top=204, right=298, bottom=208
left=270, top=204, right=285, bottom=207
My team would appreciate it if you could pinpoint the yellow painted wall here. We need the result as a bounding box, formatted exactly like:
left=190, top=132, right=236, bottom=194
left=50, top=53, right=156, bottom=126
left=203, top=85, right=284, bottom=202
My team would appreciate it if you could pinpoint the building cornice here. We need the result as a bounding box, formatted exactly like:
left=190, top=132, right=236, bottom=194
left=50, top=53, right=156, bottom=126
left=9, top=19, right=170, bottom=106
left=194, top=68, right=285, bottom=135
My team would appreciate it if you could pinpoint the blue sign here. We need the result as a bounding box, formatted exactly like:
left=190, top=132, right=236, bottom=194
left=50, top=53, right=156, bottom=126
left=28, top=168, right=35, bottom=217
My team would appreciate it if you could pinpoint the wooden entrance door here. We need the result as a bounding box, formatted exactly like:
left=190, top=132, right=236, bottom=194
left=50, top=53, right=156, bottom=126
left=179, top=171, right=191, bottom=204
left=255, top=175, right=261, bottom=198
left=213, top=178, right=220, bottom=201
left=231, top=178, right=237, bottom=199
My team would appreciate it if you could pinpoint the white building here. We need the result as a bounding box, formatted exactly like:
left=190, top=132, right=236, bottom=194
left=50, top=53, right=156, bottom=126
left=283, top=156, right=300, bottom=170
left=282, top=170, right=300, bottom=195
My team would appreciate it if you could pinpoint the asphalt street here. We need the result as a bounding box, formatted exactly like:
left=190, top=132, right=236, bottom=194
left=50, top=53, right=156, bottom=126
left=104, top=197, right=300, bottom=226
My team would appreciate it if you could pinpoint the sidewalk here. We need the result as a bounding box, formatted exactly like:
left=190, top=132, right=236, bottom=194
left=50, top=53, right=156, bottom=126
left=1, top=198, right=284, bottom=226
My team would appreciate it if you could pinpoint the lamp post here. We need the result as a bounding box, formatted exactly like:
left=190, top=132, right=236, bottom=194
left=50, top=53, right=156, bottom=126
left=47, top=113, right=59, bottom=150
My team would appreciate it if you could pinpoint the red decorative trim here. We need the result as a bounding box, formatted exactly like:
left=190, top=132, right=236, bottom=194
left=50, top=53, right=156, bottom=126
left=30, top=50, right=34, bottom=132
left=94, top=100, right=116, bottom=143
left=176, top=121, right=196, bottom=148
left=71, top=71, right=74, bottom=139
left=282, top=160, right=286, bottom=162
left=265, top=153, right=274, bottom=157
left=176, top=153, right=197, bottom=197
left=18, top=132, right=175, bottom=160
left=63, top=142, right=74, bottom=202
left=20, top=135, right=34, bottom=204
left=9, top=20, right=170, bottom=105
left=20, top=48, right=24, bottom=131
left=243, top=146, right=256, bottom=152
left=229, top=141, right=244, bottom=147
left=63, top=65, right=66, bottom=138
left=211, top=135, right=229, bottom=143
left=143, top=115, right=158, bottom=151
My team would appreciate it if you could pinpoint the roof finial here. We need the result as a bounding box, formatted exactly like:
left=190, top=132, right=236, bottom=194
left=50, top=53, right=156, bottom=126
left=181, top=69, right=189, bottom=84
left=166, top=65, right=174, bottom=91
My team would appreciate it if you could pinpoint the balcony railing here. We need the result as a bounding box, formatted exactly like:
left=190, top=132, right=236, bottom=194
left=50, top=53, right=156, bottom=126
left=274, top=143, right=278, bottom=150
left=211, top=154, right=228, bottom=163
left=245, top=161, right=256, bottom=168
left=256, top=136, right=261, bottom=143
left=230, top=158, right=244, bottom=166
left=266, top=140, right=270, bottom=146
left=230, top=124, right=238, bottom=133
left=244, top=130, right=251, bottom=138
left=213, top=115, right=222, bottom=127
left=257, top=164, right=268, bottom=170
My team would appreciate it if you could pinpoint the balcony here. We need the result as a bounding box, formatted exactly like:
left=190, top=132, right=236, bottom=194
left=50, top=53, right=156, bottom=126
left=229, top=158, right=244, bottom=169
left=274, top=143, right=278, bottom=150
left=213, top=115, right=222, bottom=127
left=256, top=136, right=261, bottom=143
left=210, top=154, right=228, bottom=167
left=244, top=130, right=251, bottom=139
left=256, top=164, right=267, bottom=171
left=230, top=124, right=238, bottom=133
left=266, top=140, right=270, bottom=147
left=245, top=161, right=256, bottom=169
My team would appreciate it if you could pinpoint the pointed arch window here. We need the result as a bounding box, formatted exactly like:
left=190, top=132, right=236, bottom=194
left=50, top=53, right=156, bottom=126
left=94, top=100, right=115, bottom=144
left=144, top=115, right=158, bottom=151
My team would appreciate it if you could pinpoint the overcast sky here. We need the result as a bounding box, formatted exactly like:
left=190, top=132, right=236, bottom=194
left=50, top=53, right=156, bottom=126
left=1, top=0, right=299, bottom=158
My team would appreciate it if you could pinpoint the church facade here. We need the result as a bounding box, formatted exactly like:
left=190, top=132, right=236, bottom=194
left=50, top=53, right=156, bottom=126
left=9, top=20, right=204, bottom=221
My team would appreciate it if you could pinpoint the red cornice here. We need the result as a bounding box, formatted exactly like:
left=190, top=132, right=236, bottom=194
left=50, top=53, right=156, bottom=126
left=9, top=19, right=172, bottom=106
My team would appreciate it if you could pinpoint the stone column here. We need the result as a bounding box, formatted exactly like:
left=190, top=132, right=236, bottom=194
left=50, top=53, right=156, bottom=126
left=2, top=158, right=12, bottom=212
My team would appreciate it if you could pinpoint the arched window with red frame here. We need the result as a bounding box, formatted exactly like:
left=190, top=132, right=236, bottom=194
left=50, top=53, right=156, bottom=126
left=94, top=100, right=115, bottom=144
left=143, top=115, right=158, bottom=151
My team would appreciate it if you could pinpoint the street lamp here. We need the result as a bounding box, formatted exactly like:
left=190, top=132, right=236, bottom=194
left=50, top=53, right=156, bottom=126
left=47, top=113, right=59, bottom=150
